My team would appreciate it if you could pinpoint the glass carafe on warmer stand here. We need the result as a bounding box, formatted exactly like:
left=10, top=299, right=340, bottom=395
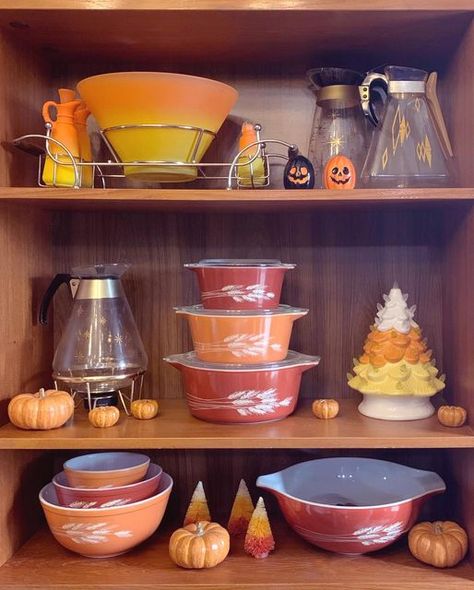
left=359, top=66, right=453, bottom=188
left=39, top=263, right=148, bottom=409
left=307, top=68, right=369, bottom=188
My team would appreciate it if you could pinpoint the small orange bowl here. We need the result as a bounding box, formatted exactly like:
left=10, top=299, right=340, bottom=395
left=64, top=452, right=150, bottom=489
left=40, top=472, right=173, bottom=558
left=175, top=305, right=308, bottom=364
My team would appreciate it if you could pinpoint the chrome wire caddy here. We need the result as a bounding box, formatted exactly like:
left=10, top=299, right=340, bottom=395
left=12, top=122, right=299, bottom=190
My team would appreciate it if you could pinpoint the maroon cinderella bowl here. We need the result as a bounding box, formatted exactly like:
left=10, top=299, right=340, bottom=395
left=184, top=259, right=295, bottom=310
left=164, top=351, right=320, bottom=424
left=53, top=463, right=163, bottom=508
left=257, top=458, right=446, bottom=555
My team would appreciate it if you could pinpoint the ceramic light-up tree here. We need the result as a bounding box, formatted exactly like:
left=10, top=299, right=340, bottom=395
left=348, top=283, right=445, bottom=420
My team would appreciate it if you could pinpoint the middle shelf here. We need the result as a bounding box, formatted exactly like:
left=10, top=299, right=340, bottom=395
left=0, top=399, right=472, bottom=450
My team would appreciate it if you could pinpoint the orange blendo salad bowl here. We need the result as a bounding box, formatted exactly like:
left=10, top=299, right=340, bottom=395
left=77, top=72, right=238, bottom=182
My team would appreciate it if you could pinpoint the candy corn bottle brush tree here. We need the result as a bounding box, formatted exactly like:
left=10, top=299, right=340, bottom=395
left=228, top=479, right=254, bottom=536
left=348, top=284, right=445, bottom=421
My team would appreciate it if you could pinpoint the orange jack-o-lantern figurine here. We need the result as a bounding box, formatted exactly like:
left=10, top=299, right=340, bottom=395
left=324, top=154, right=356, bottom=189
left=284, top=155, right=315, bottom=189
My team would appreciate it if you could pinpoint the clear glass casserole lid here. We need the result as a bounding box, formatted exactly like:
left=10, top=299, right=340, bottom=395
left=174, top=304, right=308, bottom=316
left=184, top=259, right=296, bottom=269
left=164, top=350, right=320, bottom=371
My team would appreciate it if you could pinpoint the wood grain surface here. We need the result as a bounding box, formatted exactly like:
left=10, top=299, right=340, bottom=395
left=0, top=188, right=473, bottom=210
left=0, top=1, right=473, bottom=10
left=0, top=204, right=54, bottom=566
left=0, top=520, right=472, bottom=589
left=443, top=202, right=474, bottom=564
left=0, top=9, right=469, bottom=69
left=0, top=400, right=472, bottom=450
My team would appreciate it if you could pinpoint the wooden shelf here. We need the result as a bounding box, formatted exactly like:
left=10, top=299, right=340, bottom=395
left=0, top=187, right=473, bottom=212
left=0, top=5, right=471, bottom=66
left=1, top=521, right=472, bottom=589
left=0, top=400, right=472, bottom=450
left=2, top=1, right=474, bottom=9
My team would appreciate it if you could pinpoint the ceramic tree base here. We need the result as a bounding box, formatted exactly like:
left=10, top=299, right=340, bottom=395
left=358, top=394, right=435, bottom=421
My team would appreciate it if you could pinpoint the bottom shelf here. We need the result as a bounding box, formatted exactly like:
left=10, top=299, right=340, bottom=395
left=1, top=520, right=472, bottom=589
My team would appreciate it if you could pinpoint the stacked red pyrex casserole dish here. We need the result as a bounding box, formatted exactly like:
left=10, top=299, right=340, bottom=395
left=166, top=260, right=320, bottom=423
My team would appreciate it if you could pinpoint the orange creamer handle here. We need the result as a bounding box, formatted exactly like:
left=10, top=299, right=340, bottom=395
left=42, top=100, right=58, bottom=125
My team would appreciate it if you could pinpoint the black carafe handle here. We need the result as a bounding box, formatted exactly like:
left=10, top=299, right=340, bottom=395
left=39, top=273, right=72, bottom=325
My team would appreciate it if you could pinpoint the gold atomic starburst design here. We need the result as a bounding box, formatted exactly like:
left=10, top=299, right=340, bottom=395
left=99, top=315, right=107, bottom=326
left=416, top=135, right=432, bottom=167
left=114, top=333, right=124, bottom=345
left=391, top=106, right=411, bottom=154
left=326, top=135, right=344, bottom=156
left=382, top=147, right=389, bottom=170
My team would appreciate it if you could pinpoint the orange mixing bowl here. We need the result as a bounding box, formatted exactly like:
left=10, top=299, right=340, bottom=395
left=77, top=72, right=238, bottom=182
left=40, top=473, right=173, bottom=558
left=175, top=305, right=308, bottom=364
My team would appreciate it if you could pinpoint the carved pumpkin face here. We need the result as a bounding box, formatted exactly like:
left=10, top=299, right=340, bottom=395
left=324, top=155, right=356, bottom=189
left=284, top=155, right=315, bottom=189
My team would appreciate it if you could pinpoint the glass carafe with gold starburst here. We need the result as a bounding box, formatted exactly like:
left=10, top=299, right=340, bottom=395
left=359, top=66, right=452, bottom=188
left=307, top=68, right=369, bottom=188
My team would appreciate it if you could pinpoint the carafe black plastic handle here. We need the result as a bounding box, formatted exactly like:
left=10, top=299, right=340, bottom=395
left=39, top=273, right=72, bottom=325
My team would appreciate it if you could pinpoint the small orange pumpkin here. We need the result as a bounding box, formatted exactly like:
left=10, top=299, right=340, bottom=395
left=437, top=405, right=467, bottom=428
left=131, top=399, right=159, bottom=420
left=8, top=388, right=74, bottom=430
left=312, top=399, right=339, bottom=419
left=408, top=521, right=468, bottom=568
left=88, top=406, right=120, bottom=428
left=169, top=521, right=230, bottom=569
left=324, top=154, right=356, bottom=189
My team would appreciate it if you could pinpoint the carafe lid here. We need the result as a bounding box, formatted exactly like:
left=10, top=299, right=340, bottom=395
left=307, top=67, right=363, bottom=89
left=71, top=263, right=130, bottom=279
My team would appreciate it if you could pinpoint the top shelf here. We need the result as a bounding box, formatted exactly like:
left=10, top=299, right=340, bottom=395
left=2, top=1, right=474, bottom=10
left=0, top=6, right=471, bottom=66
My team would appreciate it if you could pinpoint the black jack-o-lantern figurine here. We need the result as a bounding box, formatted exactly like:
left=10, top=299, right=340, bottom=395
left=284, top=154, right=315, bottom=189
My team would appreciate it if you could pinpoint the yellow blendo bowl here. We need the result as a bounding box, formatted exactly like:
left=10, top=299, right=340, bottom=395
left=77, top=72, right=238, bottom=182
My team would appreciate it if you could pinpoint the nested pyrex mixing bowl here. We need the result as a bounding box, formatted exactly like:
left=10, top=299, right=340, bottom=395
left=53, top=463, right=163, bottom=508
left=257, top=458, right=445, bottom=555
left=40, top=472, right=173, bottom=558
left=185, top=259, right=296, bottom=310
left=165, top=351, right=320, bottom=423
left=175, top=304, right=308, bottom=364
left=77, top=72, right=238, bottom=182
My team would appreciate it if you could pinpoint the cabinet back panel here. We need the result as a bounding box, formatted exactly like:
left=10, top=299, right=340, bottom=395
left=52, top=208, right=443, bottom=400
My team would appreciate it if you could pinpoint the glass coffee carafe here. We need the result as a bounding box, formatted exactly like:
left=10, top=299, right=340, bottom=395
left=359, top=66, right=453, bottom=188
left=39, top=263, right=148, bottom=401
left=307, top=67, right=369, bottom=187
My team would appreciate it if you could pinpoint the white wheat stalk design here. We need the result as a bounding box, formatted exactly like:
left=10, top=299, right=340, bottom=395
left=187, top=388, right=293, bottom=416
left=201, top=284, right=275, bottom=303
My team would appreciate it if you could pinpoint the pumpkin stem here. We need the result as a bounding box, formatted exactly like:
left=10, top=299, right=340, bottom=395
left=195, top=522, right=206, bottom=536
left=38, top=388, right=45, bottom=398
left=433, top=522, right=443, bottom=535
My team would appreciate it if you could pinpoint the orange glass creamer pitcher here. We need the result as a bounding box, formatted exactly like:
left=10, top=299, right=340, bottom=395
left=42, top=88, right=81, bottom=187
left=74, top=102, right=93, bottom=188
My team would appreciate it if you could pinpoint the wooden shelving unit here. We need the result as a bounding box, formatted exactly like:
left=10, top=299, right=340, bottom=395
left=0, top=521, right=473, bottom=590
left=0, top=187, right=473, bottom=211
left=0, top=400, right=473, bottom=450
left=0, top=1, right=472, bottom=588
